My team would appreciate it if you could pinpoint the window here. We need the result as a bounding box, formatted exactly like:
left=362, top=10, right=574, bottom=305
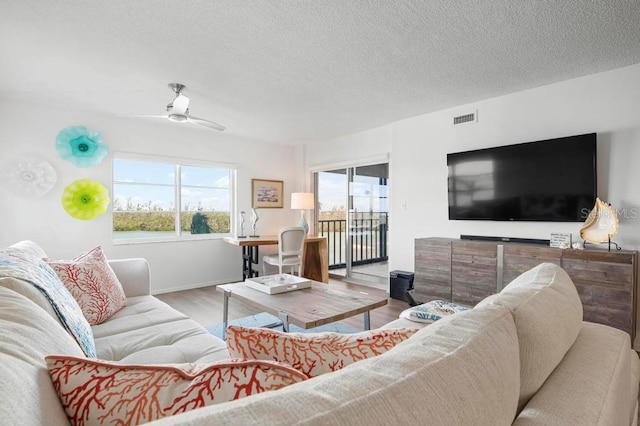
left=112, top=154, right=235, bottom=243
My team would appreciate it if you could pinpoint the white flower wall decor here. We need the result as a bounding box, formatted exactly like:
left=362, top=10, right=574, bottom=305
left=0, top=156, right=58, bottom=198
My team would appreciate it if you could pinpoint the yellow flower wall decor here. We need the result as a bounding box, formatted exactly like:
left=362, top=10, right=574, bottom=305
left=62, top=178, right=110, bottom=220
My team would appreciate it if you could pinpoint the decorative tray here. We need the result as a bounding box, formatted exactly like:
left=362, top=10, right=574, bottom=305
left=245, top=274, right=312, bottom=294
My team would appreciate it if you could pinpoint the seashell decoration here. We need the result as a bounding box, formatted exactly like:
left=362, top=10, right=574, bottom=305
left=579, top=198, right=619, bottom=243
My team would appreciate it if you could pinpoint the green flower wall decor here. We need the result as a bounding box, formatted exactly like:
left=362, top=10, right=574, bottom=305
left=62, top=178, right=110, bottom=220
left=56, top=126, right=108, bottom=167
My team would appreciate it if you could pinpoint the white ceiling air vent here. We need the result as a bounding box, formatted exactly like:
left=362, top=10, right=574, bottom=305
left=453, top=111, right=478, bottom=126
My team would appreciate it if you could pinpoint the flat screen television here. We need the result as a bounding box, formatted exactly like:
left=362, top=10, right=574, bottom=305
left=447, top=133, right=597, bottom=222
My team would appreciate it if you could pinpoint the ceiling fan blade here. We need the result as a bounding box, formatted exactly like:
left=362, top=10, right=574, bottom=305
left=172, top=94, right=190, bottom=114
left=188, top=116, right=226, bottom=131
left=119, top=114, right=168, bottom=119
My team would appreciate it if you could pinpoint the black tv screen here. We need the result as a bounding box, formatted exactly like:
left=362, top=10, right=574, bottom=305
left=447, top=133, right=597, bottom=222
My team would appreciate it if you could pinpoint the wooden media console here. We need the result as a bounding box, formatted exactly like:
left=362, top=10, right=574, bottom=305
left=415, top=237, right=638, bottom=349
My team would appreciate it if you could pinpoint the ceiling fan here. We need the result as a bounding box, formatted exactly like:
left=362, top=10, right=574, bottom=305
left=127, top=83, right=226, bottom=131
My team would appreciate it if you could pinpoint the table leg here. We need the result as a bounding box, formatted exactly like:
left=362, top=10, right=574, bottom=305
left=278, top=312, right=290, bottom=332
left=222, top=289, right=230, bottom=340
left=241, top=247, right=248, bottom=280
left=250, top=246, right=259, bottom=277
left=241, top=246, right=260, bottom=280
left=364, top=311, right=371, bottom=330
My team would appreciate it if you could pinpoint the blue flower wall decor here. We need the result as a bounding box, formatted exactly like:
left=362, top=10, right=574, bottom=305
left=55, top=126, right=108, bottom=167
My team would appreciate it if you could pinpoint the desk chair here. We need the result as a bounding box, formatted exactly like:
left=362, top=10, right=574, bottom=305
left=262, top=226, right=306, bottom=276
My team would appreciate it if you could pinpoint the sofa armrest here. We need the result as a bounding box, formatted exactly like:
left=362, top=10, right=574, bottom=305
left=109, top=258, right=150, bottom=297
left=514, top=322, right=635, bottom=425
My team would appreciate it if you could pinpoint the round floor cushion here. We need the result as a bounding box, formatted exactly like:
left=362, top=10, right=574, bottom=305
left=400, top=300, right=471, bottom=323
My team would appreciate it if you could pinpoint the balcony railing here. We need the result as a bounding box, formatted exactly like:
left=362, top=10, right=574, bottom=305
left=318, top=212, right=388, bottom=269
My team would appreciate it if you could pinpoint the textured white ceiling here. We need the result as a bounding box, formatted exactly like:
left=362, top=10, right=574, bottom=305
left=1, top=1, right=640, bottom=144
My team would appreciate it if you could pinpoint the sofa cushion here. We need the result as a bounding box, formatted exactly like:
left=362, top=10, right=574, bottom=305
left=91, top=295, right=188, bottom=339
left=45, top=246, right=127, bottom=325
left=46, top=355, right=307, bottom=426
left=476, top=262, right=583, bottom=411
left=226, top=326, right=418, bottom=378
left=0, top=286, right=85, bottom=426
left=94, top=318, right=230, bottom=364
left=149, top=304, right=521, bottom=426
left=514, top=322, right=636, bottom=425
left=0, top=247, right=96, bottom=357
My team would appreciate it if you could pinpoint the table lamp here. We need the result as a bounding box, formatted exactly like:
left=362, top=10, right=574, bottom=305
left=291, top=192, right=314, bottom=234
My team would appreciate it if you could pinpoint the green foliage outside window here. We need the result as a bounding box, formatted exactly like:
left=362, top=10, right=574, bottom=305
left=112, top=158, right=233, bottom=240
left=113, top=211, right=230, bottom=233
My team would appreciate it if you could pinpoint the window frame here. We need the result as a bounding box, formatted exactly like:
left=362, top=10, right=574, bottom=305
left=112, top=152, right=236, bottom=245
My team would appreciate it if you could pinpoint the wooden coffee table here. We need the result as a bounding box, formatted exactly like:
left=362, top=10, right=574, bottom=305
left=217, top=281, right=388, bottom=339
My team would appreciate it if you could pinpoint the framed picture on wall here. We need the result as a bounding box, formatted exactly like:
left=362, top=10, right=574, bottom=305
left=252, top=179, right=284, bottom=208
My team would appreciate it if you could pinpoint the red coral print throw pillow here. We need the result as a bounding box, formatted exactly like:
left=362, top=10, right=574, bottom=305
left=46, top=355, right=307, bottom=426
left=226, top=325, right=419, bottom=378
left=45, top=246, right=126, bottom=325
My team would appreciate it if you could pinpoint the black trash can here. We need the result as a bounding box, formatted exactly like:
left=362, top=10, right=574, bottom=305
left=389, top=270, right=415, bottom=302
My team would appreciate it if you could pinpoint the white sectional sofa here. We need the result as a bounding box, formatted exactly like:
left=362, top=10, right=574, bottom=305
left=0, top=241, right=229, bottom=425
left=1, top=240, right=639, bottom=425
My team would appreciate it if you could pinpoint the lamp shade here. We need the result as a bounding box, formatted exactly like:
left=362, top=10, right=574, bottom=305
left=291, top=192, right=314, bottom=210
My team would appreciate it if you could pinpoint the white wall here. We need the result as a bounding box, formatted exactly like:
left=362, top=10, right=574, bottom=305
left=391, top=63, right=640, bottom=271
left=388, top=63, right=640, bottom=348
left=305, top=63, right=640, bottom=274
left=3, top=64, right=639, bottom=295
left=304, top=64, right=640, bottom=350
left=0, top=99, right=300, bottom=293
left=305, top=126, right=392, bottom=170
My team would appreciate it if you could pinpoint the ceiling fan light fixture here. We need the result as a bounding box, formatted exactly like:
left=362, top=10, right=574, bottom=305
left=122, top=83, right=226, bottom=132
left=167, top=113, right=188, bottom=123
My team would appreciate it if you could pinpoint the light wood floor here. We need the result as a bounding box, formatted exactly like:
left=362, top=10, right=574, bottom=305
left=156, top=278, right=408, bottom=331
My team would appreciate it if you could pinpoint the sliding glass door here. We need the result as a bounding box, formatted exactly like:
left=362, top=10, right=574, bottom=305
left=315, top=162, right=389, bottom=286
